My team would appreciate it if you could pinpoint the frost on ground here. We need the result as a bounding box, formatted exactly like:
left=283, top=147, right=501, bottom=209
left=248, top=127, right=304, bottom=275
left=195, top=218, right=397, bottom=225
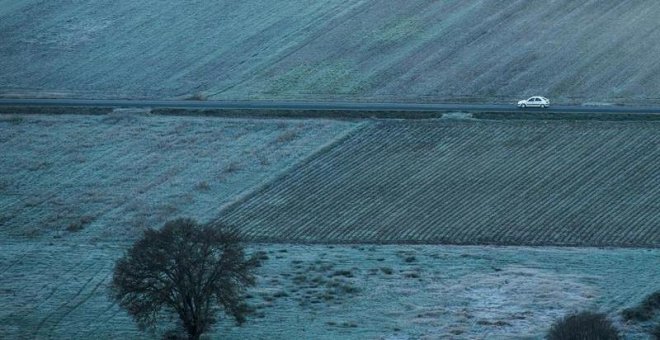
left=0, top=113, right=356, bottom=241
left=441, top=112, right=473, bottom=120
left=0, top=114, right=657, bottom=339
left=0, top=243, right=657, bottom=339
left=2, top=1, right=660, bottom=103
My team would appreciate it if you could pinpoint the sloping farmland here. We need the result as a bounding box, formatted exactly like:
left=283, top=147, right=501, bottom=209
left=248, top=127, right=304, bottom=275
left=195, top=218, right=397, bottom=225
left=0, top=113, right=357, bottom=241
left=2, top=1, right=660, bottom=104
left=219, top=119, right=660, bottom=246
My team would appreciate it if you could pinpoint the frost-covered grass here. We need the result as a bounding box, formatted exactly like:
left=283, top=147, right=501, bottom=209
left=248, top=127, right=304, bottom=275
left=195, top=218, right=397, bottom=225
left=2, top=1, right=660, bottom=103
left=0, top=242, right=657, bottom=339
left=0, top=113, right=356, bottom=240
left=0, top=113, right=657, bottom=339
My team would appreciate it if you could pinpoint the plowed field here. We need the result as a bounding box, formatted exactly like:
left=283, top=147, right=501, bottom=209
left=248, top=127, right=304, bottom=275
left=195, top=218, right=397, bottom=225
left=3, top=1, right=660, bottom=103
left=220, top=119, right=660, bottom=246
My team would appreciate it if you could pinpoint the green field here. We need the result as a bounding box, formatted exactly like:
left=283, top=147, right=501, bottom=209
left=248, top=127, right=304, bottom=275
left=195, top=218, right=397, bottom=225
left=220, top=119, right=660, bottom=246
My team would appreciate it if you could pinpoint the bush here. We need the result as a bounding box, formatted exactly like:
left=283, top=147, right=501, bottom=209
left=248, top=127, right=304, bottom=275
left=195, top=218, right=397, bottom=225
left=547, top=311, right=620, bottom=340
left=187, top=92, right=208, bottom=101
left=66, top=215, right=94, bottom=232
left=622, top=291, right=660, bottom=322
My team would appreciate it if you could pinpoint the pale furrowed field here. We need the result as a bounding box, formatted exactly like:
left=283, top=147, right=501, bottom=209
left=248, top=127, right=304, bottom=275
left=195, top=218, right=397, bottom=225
left=1, top=242, right=657, bottom=339
left=0, top=112, right=355, bottom=338
left=2, top=1, right=660, bottom=104
left=0, top=113, right=357, bottom=240
left=220, top=118, right=660, bottom=246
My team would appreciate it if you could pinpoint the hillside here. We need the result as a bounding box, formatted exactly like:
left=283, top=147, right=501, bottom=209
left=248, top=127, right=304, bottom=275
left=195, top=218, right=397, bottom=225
left=1, top=113, right=658, bottom=338
left=0, top=113, right=356, bottom=240
left=1, top=1, right=660, bottom=103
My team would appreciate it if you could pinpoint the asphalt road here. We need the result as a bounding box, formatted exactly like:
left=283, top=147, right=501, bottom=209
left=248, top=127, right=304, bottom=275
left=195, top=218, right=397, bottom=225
left=2, top=98, right=660, bottom=114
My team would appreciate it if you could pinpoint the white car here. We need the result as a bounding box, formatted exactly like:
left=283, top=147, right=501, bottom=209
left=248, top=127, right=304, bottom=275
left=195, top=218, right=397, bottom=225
left=517, top=96, right=550, bottom=108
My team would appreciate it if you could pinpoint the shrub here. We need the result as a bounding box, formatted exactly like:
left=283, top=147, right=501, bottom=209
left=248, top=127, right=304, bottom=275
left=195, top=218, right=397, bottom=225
left=224, top=161, right=241, bottom=173
left=66, top=215, right=94, bottom=232
left=622, top=291, right=660, bottom=322
left=547, top=311, right=620, bottom=340
left=187, top=92, right=207, bottom=101
left=331, top=269, right=353, bottom=277
left=194, top=181, right=210, bottom=191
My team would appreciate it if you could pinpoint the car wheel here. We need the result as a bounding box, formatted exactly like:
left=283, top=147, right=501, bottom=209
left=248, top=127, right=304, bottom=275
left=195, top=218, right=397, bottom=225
left=542, top=104, right=547, bottom=108
left=522, top=104, right=526, bottom=108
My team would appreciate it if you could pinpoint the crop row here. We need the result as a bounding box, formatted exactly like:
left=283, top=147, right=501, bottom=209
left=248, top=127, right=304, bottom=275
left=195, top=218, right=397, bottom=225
left=219, top=119, right=660, bottom=247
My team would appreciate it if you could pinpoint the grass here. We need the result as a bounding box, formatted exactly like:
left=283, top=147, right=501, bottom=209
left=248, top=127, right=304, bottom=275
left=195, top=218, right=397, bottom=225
left=186, top=92, right=208, bottom=101
left=4, top=1, right=660, bottom=104
left=1, top=203, right=658, bottom=339
left=1, top=113, right=658, bottom=340
left=194, top=181, right=210, bottom=191
left=0, top=114, right=355, bottom=239
left=0, top=115, right=24, bottom=124
left=275, top=130, right=298, bottom=143
left=66, top=215, right=94, bottom=232
left=224, top=161, right=242, bottom=173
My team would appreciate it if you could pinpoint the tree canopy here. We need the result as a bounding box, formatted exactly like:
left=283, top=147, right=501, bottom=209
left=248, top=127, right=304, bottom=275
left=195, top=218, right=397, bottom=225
left=111, top=218, right=260, bottom=339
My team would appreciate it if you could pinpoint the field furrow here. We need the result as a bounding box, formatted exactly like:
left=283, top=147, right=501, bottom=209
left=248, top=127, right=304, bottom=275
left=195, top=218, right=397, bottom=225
left=219, top=119, right=660, bottom=246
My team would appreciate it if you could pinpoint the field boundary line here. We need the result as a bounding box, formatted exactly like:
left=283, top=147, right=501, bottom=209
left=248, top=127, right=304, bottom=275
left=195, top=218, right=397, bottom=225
left=213, top=121, right=371, bottom=225
left=5, top=105, right=660, bottom=121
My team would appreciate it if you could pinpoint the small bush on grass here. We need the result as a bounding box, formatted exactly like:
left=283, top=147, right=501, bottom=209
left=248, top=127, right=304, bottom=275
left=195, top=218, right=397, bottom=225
left=194, top=181, right=210, bottom=191
left=331, top=269, right=353, bottom=278
left=622, top=291, right=660, bottom=322
left=66, top=215, right=94, bottom=232
left=275, top=130, right=298, bottom=143
left=186, top=92, right=208, bottom=101
left=224, top=161, right=241, bottom=174
left=547, top=311, right=620, bottom=340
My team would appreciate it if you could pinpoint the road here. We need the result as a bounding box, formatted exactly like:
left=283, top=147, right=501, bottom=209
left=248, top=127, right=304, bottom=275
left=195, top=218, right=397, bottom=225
left=2, top=98, right=660, bottom=114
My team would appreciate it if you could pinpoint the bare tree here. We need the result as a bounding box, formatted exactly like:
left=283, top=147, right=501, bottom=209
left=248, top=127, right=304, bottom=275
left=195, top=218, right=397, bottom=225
left=111, top=218, right=260, bottom=339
